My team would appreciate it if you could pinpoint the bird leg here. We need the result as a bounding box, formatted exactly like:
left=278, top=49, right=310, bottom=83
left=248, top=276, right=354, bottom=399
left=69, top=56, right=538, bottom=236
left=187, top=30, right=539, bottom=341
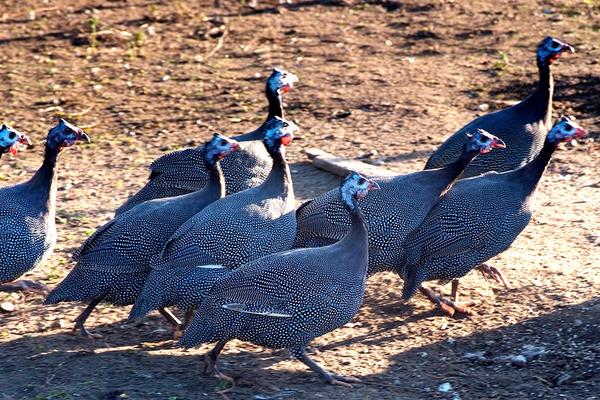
left=72, top=298, right=103, bottom=339
left=203, top=340, right=235, bottom=393
left=0, top=280, right=49, bottom=293
left=172, top=310, right=195, bottom=340
left=476, top=263, right=511, bottom=289
left=292, top=346, right=361, bottom=388
left=419, top=284, right=476, bottom=316
left=203, top=340, right=228, bottom=376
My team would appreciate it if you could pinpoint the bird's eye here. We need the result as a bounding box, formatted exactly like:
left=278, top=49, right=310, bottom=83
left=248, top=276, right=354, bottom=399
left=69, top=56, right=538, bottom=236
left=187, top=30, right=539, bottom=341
left=358, top=178, right=366, bottom=185
left=220, top=139, right=227, bottom=145
left=8, top=132, right=16, bottom=139
left=551, top=41, right=561, bottom=49
left=565, top=125, right=574, bottom=132
left=283, top=122, right=289, bottom=128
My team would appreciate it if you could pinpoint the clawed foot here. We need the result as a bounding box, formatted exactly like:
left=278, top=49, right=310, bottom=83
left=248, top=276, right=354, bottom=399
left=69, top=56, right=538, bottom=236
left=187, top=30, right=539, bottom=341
left=419, top=286, right=477, bottom=316
left=71, top=322, right=103, bottom=339
left=326, top=374, right=362, bottom=388
left=203, top=353, right=217, bottom=376
left=0, top=280, right=49, bottom=293
left=203, top=355, right=235, bottom=393
left=477, top=263, right=511, bottom=289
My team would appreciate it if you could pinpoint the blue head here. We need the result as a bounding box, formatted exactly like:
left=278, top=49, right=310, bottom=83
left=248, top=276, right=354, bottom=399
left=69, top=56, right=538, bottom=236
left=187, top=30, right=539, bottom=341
left=46, top=119, right=90, bottom=151
left=340, top=171, right=380, bottom=210
left=547, top=117, right=586, bottom=144
left=537, top=36, right=574, bottom=67
left=465, top=129, right=506, bottom=154
left=203, top=133, right=240, bottom=165
left=267, top=68, right=299, bottom=96
left=262, top=116, right=299, bottom=152
left=0, top=124, right=31, bottom=156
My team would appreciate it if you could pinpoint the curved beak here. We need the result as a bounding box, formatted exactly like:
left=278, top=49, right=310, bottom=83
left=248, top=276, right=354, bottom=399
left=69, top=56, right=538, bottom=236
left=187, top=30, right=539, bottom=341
left=18, top=133, right=32, bottom=146
left=279, top=73, right=299, bottom=94
left=77, top=129, right=91, bottom=143
left=492, top=138, right=506, bottom=149
left=561, top=43, right=575, bottom=54
left=367, top=180, right=380, bottom=191
left=574, top=127, right=587, bottom=140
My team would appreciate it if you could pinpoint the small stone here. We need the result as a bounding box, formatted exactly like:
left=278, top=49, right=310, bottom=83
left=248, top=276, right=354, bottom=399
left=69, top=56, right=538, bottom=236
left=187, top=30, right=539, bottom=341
left=161, top=75, right=171, bottom=82
left=0, top=302, right=15, bottom=313
left=438, top=383, right=453, bottom=393
left=464, top=351, right=487, bottom=362
left=478, top=103, right=490, bottom=112
left=509, top=355, right=527, bottom=367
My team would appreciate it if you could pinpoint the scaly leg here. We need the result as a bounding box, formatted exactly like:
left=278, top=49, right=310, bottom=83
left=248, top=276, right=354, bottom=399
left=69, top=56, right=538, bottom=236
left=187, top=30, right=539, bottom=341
left=419, top=285, right=476, bottom=316
left=292, top=346, right=361, bottom=388
left=0, top=280, right=49, bottom=293
left=72, top=298, right=104, bottom=338
left=203, top=340, right=235, bottom=392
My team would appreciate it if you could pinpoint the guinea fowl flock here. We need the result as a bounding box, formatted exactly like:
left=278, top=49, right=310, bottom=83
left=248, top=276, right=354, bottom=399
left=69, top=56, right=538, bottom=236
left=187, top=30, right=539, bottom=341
left=0, top=36, right=590, bottom=387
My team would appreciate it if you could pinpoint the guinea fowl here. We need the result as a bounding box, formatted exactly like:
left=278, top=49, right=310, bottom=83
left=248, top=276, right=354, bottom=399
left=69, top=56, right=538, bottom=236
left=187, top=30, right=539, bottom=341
left=0, top=119, right=89, bottom=293
left=115, top=68, right=298, bottom=215
left=0, top=124, right=31, bottom=159
left=425, top=36, right=574, bottom=178
left=402, top=118, right=586, bottom=312
left=45, top=134, right=239, bottom=337
left=294, top=130, right=506, bottom=316
left=129, top=116, right=299, bottom=322
left=180, top=172, right=379, bottom=386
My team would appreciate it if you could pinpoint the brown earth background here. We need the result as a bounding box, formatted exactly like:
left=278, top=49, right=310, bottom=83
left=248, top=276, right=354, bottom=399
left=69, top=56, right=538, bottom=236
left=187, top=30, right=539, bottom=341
left=0, top=0, right=599, bottom=399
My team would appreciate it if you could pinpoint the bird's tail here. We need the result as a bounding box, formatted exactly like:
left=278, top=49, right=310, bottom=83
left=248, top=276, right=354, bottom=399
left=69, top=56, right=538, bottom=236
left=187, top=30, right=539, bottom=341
left=44, top=268, right=102, bottom=304
left=402, top=266, right=427, bottom=301
left=128, top=269, right=177, bottom=321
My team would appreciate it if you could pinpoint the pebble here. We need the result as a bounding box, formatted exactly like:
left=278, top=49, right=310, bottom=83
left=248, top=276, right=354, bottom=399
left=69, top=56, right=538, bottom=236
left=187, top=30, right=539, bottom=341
left=438, top=382, right=453, bottom=393
left=0, top=301, right=15, bottom=313
left=478, top=103, right=490, bottom=112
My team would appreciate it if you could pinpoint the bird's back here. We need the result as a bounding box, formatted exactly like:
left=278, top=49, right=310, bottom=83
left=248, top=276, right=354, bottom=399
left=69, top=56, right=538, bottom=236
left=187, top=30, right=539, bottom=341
left=116, top=140, right=271, bottom=215
left=426, top=102, right=549, bottom=177
left=0, top=184, right=54, bottom=282
left=154, top=182, right=296, bottom=270
left=182, top=244, right=366, bottom=349
left=403, top=172, right=533, bottom=282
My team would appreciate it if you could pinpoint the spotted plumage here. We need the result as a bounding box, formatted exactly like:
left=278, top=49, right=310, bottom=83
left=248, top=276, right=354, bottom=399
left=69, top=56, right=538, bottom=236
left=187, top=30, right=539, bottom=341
left=115, top=68, right=299, bottom=215
left=0, top=120, right=89, bottom=284
left=425, top=36, right=574, bottom=178
left=179, top=172, right=378, bottom=385
left=44, top=134, right=239, bottom=336
left=402, top=118, right=586, bottom=300
left=129, top=117, right=299, bottom=320
left=294, top=130, right=506, bottom=276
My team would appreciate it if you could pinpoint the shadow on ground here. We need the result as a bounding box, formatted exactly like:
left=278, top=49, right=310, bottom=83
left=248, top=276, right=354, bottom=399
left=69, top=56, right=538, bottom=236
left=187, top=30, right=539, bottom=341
left=2, top=294, right=598, bottom=399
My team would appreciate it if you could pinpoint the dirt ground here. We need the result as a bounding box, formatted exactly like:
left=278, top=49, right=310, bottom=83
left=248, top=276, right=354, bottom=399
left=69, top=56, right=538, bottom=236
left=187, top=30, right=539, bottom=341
left=0, top=0, right=599, bottom=399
